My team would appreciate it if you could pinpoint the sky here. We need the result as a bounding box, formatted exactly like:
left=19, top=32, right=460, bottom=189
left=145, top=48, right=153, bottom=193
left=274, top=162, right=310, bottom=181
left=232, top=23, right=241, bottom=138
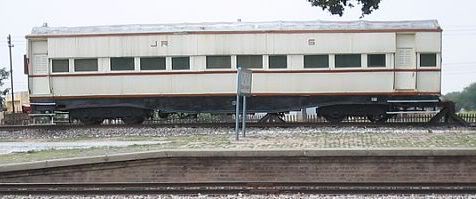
left=0, top=0, right=475, bottom=94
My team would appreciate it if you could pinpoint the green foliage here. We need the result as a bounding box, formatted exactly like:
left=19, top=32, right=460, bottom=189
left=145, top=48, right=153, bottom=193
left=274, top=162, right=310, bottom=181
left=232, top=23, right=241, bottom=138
left=308, top=0, right=381, bottom=17
left=0, top=68, right=10, bottom=107
left=444, top=82, right=476, bottom=111
left=0, top=68, right=10, bottom=92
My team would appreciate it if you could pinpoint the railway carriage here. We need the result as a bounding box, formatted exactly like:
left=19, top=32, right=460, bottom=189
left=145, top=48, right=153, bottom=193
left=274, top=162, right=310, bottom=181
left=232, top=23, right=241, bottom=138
left=25, top=20, right=443, bottom=124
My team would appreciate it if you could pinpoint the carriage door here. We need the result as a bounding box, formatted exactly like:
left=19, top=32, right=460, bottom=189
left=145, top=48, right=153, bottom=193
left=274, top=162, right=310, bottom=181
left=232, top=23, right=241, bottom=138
left=30, top=41, right=52, bottom=95
left=394, top=34, right=416, bottom=90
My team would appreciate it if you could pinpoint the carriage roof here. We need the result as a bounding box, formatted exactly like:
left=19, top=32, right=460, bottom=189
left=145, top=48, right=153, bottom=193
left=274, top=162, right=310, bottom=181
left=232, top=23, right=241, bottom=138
left=28, top=20, right=441, bottom=37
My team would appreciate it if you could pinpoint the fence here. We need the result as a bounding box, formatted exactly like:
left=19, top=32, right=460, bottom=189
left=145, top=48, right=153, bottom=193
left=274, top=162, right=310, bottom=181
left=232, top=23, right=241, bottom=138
left=7, top=112, right=476, bottom=126
left=117, top=113, right=476, bottom=125
left=458, top=113, right=476, bottom=123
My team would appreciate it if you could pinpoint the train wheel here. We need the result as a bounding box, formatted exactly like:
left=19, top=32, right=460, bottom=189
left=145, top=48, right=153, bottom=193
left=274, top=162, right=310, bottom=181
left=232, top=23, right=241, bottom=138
left=158, top=112, right=170, bottom=119
left=367, top=114, right=390, bottom=123
left=177, top=113, right=198, bottom=119
left=80, top=117, right=104, bottom=125
left=122, top=116, right=145, bottom=125
left=323, top=114, right=345, bottom=123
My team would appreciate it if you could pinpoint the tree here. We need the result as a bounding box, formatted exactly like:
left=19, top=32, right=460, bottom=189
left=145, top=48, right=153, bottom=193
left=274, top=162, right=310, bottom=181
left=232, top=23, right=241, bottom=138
left=0, top=68, right=10, bottom=110
left=444, top=91, right=463, bottom=111
left=308, top=0, right=381, bottom=17
left=444, top=82, right=476, bottom=112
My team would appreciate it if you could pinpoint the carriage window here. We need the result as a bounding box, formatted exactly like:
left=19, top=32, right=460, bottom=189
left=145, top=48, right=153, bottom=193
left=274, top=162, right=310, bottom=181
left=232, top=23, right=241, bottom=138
left=52, top=59, right=69, bottom=73
left=237, top=55, right=262, bottom=69
left=172, top=57, right=190, bottom=70
left=141, top=57, right=166, bottom=70
left=111, top=57, right=134, bottom=71
left=304, top=55, right=328, bottom=68
left=368, top=54, right=386, bottom=67
left=269, top=55, right=287, bottom=69
left=420, top=53, right=437, bottom=67
left=335, top=54, right=361, bottom=68
left=75, top=59, right=98, bottom=72
left=206, top=56, right=231, bottom=69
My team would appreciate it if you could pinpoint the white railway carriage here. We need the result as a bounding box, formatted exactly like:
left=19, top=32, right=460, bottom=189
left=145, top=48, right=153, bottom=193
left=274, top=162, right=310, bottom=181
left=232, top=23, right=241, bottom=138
left=25, top=20, right=442, bottom=124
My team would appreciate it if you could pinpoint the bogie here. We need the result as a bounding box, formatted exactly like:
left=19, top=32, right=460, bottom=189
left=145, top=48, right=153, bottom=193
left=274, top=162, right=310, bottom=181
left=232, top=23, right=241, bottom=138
left=80, top=117, right=104, bottom=125
left=122, top=116, right=146, bottom=125
left=69, top=107, right=151, bottom=125
left=318, top=104, right=390, bottom=123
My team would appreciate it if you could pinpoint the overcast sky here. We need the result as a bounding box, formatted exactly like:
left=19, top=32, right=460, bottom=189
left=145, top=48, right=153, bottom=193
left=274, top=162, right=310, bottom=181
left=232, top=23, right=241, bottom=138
left=0, top=0, right=475, bottom=94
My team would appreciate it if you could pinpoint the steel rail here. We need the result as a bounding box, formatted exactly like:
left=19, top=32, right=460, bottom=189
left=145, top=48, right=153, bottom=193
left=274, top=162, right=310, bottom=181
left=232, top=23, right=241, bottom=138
left=1, top=182, right=476, bottom=195
left=0, top=121, right=474, bottom=131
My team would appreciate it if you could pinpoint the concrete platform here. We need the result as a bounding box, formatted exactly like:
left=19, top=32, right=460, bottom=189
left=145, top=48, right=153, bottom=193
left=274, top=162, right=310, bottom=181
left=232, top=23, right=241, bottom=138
left=1, top=148, right=476, bottom=183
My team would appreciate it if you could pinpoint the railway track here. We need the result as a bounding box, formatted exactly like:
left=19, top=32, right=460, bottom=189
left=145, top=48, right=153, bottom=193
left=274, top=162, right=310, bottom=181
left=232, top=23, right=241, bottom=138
left=2, top=112, right=474, bottom=130
left=1, top=182, right=476, bottom=195
left=0, top=121, right=474, bottom=131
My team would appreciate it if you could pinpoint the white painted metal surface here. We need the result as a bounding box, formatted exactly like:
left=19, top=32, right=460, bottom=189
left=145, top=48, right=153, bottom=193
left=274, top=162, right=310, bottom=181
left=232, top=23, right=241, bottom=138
left=46, top=33, right=397, bottom=58
left=31, top=71, right=438, bottom=97
left=26, top=20, right=442, bottom=98
left=415, top=32, right=442, bottom=52
left=395, top=48, right=414, bottom=68
left=395, top=34, right=417, bottom=90
left=32, top=54, right=48, bottom=74
left=30, top=77, right=50, bottom=96
left=395, top=72, right=416, bottom=90
left=42, top=72, right=396, bottom=96
left=387, top=100, right=439, bottom=103
left=386, top=111, right=440, bottom=114
left=29, top=102, right=57, bottom=105
left=417, top=72, right=441, bottom=92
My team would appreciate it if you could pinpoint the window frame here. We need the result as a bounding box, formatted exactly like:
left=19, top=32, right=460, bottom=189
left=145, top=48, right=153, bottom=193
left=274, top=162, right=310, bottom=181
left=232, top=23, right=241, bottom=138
left=51, top=59, right=70, bottom=73
left=110, top=57, right=135, bottom=71
left=236, top=55, right=263, bottom=69
left=172, top=56, right=190, bottom=70
left=74, top=58, right=99, bottom=72
left=419, top=53, right=438, bottom=67
left=335, top=54, right=362, bottom=68
left=268, top=55, right=288, bottom=69
left=206, top=55, right=232, bottom=69
left=367, top=54, right=386, bottom=68
left=140, top=57, right=166, bottom=71
left=303, top=54, right=329, bottom=69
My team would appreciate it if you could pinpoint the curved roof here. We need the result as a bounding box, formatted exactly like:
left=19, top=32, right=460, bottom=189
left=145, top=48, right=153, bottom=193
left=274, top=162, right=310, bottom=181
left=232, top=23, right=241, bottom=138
left=29, top=20, right=441, bottom=37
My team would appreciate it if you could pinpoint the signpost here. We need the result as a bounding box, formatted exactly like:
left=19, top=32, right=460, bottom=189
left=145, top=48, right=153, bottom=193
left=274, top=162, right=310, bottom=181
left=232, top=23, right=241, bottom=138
left=235, top=67, right=252, bottom=140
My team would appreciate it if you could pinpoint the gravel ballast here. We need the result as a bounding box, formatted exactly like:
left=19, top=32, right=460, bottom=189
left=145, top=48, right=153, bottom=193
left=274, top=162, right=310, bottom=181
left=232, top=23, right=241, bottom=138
left=1, top=194, right=476, bottom=199
left=0, top=126, right=475, bottom=142
left=0, top=127, right=475, bottom=164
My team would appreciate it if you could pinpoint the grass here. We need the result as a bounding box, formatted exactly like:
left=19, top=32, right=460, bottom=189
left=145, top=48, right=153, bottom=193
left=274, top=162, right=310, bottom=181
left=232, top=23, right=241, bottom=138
left=0, top=135, right=231, bottom=165
left=1, top=131, right=476, bottom=165
left=0, top=135, right=169, bottom=142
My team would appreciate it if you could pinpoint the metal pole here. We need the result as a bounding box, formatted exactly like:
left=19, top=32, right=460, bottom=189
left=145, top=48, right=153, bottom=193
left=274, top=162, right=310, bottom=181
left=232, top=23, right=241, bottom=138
left=235, top=94, right=240, bottom=141
left=235, top=68, right=241, bottom=141
left=7, top=34, right=15, bottom=113
left=241, top=96, right=247, bottom=137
